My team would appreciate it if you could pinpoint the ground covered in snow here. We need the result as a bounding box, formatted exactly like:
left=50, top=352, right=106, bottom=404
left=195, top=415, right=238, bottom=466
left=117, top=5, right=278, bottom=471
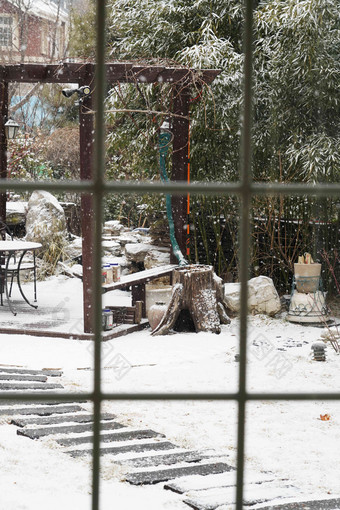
left=0, top=276, right=340, bottom=509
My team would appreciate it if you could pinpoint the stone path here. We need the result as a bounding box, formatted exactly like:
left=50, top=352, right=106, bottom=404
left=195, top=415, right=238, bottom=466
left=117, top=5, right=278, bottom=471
left=1, top=366, right=340, bottom=509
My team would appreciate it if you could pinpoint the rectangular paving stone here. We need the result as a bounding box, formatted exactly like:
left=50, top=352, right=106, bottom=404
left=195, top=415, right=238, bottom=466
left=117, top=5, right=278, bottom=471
left=57, top=428, right=164, bottom=447
left=17, top=421, right=125, bottom=439
left=12, top=413, right=116, bottom=427
left=183, top=482, right=299, bottom=509
left=0, top=383, right=63, bottom=390
left=125, top=462, right=233, bottom=486
left=0, top=368, right=62, bottom=377
left=115, top=450, right=203, bottom=469
left=251, top=498, right=340, bottom=510
left=165, top=472, right=271, bottom=495
left=0, top=400, right=87, bottom=406
left=67, top=440, right=177, bottom=458
left=0, top=374, right=48, bottom=382
left=0, top=405, right=84, bottom=416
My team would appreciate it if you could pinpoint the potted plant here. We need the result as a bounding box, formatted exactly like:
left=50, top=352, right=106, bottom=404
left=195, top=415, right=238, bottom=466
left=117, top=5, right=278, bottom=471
left=294, top=253, right=321, bottom=294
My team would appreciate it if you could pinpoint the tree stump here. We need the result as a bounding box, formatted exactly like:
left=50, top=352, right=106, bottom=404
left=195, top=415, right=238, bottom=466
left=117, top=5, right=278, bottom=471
left=151, top=265, right=230, bottom=336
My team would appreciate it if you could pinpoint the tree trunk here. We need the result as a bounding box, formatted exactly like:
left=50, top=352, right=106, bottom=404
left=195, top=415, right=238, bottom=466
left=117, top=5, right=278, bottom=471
left=152, top=265, right=230, bottom=336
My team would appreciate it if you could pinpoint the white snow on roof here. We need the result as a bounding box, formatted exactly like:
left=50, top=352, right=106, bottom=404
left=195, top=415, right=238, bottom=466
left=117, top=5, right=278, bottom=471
left=7, top=0, right=68, bottom=22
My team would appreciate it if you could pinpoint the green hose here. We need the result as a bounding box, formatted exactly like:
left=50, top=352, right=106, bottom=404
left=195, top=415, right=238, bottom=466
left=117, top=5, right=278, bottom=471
left=159, top=130, right=188, bottom=266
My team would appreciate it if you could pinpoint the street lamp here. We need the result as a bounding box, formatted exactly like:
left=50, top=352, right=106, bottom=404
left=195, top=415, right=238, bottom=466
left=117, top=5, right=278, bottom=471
left=4, top=118, right=20, bottom=140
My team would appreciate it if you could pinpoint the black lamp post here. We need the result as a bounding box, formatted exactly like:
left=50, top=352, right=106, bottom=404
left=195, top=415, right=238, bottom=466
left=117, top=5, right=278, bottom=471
left=4, top=118, right=20, bottom=140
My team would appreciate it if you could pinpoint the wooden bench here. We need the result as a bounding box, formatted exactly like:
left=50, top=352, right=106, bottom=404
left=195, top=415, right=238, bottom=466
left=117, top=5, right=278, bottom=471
left=102, top=264, right=176, bottom=317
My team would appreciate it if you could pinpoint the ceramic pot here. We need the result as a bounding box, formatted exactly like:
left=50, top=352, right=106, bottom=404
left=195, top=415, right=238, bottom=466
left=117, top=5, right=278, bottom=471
left=294, top=263, right=321, bottom=293
left=147, top=301, right=167, bottom=331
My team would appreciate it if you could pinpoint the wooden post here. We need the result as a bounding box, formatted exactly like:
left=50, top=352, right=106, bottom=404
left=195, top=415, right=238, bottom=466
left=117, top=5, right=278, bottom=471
left=132, top=284, right=146, bottom=318
left=0, top=82, right=8, bottom=223
left=171, top=85, right=190, bottom=264
left=79, top=70, right=94, bottom=333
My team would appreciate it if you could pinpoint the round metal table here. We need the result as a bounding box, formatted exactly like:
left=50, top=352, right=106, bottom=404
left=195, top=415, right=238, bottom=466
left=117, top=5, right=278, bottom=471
left=0, top=240, right=42, bottom=316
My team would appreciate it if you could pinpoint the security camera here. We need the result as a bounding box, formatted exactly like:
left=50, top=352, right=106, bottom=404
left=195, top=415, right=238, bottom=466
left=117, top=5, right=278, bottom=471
left=61, top=85, right=91, bottom=99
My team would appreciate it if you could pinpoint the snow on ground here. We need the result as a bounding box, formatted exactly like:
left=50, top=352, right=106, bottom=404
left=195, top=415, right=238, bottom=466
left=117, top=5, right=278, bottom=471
left=0, top=276, right=340, bottom=508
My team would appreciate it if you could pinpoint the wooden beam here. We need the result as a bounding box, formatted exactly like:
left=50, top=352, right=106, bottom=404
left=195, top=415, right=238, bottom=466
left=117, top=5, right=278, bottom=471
left=0, top=63, right=220, bottom=86
left=0, top=82, right=8, bottom=223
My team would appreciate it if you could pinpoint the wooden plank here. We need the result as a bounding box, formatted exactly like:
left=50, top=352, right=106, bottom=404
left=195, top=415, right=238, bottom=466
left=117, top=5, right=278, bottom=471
left=67, top=441, right=176, bottom=458
left=125, top=462, right=232, bottom=486
left=102, top=264, right=176, bottom=293
left=0, top=319, right=148, bottom=341
left=57, top=428, right=164, bottom=447
left=17, top=420, right=124, bottom=439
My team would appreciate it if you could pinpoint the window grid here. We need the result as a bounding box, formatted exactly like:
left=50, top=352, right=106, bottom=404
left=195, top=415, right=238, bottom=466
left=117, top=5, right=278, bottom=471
left=0, top=1, right=339, bottom=509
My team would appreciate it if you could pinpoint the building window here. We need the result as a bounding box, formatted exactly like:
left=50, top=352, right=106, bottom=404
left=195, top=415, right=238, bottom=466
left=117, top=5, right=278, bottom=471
left=0, top=16, right=13, bottom=47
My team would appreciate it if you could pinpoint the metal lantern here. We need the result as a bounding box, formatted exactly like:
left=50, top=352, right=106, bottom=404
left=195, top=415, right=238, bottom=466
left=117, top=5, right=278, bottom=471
left=4, top=118, right=20, bottom=140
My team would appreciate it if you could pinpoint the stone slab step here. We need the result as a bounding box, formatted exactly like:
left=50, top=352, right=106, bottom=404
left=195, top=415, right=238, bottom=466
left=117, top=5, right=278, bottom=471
left=57, top=428, right=164, bottom=447
left=0, top=382, right=63, bottom=390
left=183, top=482, right=300, bottom=510
left=17, top=420, right=125, bottom=439
left=248, top=497, right=340, bottom=510
left=0, top=400, right=86, bottom=406
left=0, top=405, right=84, bottom=416
left=0, top=374, right=48, bottom=382
left=125, top=462, right=233, bottom=486
left=0, top=368, right=62, bottom=377
left=12, top=413, right=116, bottom=427
left=165, top=472, right=274, bottom=494
left=67, top=440, right=176, bottom=458
left=115, top=450, right=203, bottom=469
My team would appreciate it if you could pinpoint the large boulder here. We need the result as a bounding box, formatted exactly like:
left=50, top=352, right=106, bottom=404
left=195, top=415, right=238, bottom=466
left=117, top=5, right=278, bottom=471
left=25, top=191, right=67, bottom=250
left=223, top=276, right=281, bottom=316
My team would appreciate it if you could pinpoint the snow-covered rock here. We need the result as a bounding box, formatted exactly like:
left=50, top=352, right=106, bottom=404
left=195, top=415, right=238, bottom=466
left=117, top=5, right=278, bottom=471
left=124, top=243, right=155, bottom=263
left=102, top=240, right=121, bottom=256
left=144, top=248, right=170, bottom=269
left=6, top=200, right=27, bottom=226
left=223, top=276, right=281, bottom=316
left=103, top=220, right=126, bottom=236
left=25, top=191, right=67, bottom=249
left=223, top=283, right=241, bottom=313
left=248, top=276, right=281, bottom=316
left=116, top=233, right=141, bottom=246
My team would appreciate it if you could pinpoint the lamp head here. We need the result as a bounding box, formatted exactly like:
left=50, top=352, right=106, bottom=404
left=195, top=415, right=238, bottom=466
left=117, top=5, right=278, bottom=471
left=160, top=119, right=171, bottom=133
left=4, top=118, right=20, bottom=140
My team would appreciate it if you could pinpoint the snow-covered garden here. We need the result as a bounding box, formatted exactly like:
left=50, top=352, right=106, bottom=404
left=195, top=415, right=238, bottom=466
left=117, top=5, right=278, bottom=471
left=1, top=278, right=340, bottom=509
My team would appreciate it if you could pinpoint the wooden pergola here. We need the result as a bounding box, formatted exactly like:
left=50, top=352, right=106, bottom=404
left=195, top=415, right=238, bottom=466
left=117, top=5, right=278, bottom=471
left=0, top=62, right=219, bottom=334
